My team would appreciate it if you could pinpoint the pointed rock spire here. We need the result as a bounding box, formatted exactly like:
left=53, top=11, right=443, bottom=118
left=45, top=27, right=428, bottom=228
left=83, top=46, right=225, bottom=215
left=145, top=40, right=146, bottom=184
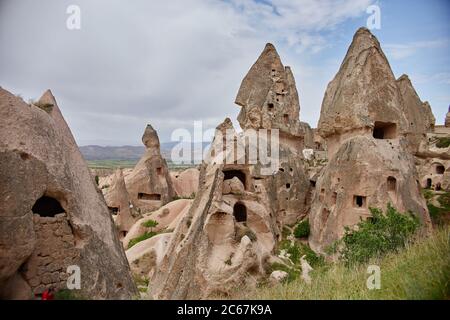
left=235, top=43, right=302, bottom=137
left=318, top=27, right=410, bottom=156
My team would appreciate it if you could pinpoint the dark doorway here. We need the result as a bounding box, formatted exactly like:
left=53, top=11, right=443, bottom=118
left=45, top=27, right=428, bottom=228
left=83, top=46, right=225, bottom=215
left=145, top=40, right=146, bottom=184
left=32, top=196, right=65, bottom=217
left=233, top=203, right=247, bottom=223
left=373, top=121, right=397, bottom=139
left=108, top=207, right=119, bottom=215
left=435, top=183, right=442, bottom=191
left=138, top=193, right=161, bottom=201
left=426, top=178, right=432, bottom=189
left=223, top=170, right=246, bottom=189
left=353, top=195, right=366, bottom=208
left=436, top=165, right=445, bottom=175
left=387, top=176, right=397, bottom=192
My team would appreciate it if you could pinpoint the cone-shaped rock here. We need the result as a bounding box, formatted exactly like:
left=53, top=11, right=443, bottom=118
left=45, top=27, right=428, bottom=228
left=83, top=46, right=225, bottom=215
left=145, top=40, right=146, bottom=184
left=318, top=27, right=409, bottom=156
left=235, top=43, right=303, bottom=139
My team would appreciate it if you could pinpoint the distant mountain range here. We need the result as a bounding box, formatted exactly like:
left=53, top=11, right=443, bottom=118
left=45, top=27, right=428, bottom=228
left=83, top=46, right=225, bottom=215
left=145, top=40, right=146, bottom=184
left=79, top=142, right=210, bottom=161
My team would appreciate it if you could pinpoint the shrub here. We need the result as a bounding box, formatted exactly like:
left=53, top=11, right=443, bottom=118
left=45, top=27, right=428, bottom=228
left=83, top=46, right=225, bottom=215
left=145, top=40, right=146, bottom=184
left=279, top=240, right=324, bottom=267
left=298, top=243, right=325, bottom=268
left=279, top=240, right=301, bottom=264
left=127, top=231, right=157, bottom=249
left=294, top=220, right=310, bottom=238
left=141, top=219, right=158, bottom=232
left=95, top=175, right=99, bottom=186
left=436, top=137, right=450, bottom=148
left=336, top=204, right=420, bottom=265
left=422, top=189, right=434, bottom=201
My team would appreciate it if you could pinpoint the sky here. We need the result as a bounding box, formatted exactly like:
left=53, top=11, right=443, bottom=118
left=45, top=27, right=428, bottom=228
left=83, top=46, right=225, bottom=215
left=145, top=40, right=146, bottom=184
left=0, top=0, right=449, bottom=146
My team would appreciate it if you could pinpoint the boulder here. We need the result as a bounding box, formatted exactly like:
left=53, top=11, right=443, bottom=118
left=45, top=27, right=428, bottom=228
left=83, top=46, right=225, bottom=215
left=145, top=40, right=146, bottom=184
left=269, top=270, right=288, bottom=285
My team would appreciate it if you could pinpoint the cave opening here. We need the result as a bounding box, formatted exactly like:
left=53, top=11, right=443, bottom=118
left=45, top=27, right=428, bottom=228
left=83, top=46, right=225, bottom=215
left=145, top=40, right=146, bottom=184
left=233, top=202, right=247, bottom=223
left=373, top=121, right=397, bottom=139
left=32, top=196, right=65, bottom=217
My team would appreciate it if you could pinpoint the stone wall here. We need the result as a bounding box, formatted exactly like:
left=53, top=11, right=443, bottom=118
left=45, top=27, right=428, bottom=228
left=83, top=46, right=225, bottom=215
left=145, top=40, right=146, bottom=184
left=21, top=213, right=79, bottom=295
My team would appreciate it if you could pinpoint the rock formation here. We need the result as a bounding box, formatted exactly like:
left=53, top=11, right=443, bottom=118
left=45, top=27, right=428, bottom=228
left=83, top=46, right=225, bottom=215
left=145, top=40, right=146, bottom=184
left=235, top=43, right=304, bottom=149
left=318, top=28, right=433, bottom=158
left=0, top=88, right=137, bottom=299
left=104, top=169, right=137, bottom=239
left=125, top=124, right=175, bottom=213
left=149, top=43, right=311, bottom=299
left=310, top=28, right=432, bottom=253
left=309, top=137, right=431, bottom=252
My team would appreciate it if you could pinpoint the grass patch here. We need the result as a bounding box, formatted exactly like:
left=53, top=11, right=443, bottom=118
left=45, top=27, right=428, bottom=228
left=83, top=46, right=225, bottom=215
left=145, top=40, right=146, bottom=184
left=230, top=227, right=450, bottom=300
left=127, top=232, right=157, bottom=249
left=436, top=137, right=450, bottom=148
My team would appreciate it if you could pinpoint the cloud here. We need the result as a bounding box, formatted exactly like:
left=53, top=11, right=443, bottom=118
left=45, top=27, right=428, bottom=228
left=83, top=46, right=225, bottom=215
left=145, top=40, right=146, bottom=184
left=384, top=39, right=449, bottom=60
left=0, top=0, right=373, bottom=145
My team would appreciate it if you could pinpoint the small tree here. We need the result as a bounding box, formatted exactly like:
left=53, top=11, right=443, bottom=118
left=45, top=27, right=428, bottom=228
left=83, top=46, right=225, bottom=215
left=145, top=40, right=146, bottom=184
left=142, top=219, right=158, bottom=232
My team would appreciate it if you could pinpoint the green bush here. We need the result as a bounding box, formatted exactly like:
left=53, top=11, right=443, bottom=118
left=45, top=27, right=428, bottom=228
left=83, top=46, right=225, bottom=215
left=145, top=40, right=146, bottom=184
left=127, top=231, right=157, bottom=249
left=294, top=220, right=310, bottom=238
left=337, top=204, right=420, bottom=265
left=279, top=240, right=324, bottom=268
left=298, top=243, right=325, bottom=267
left=436, top=137, right=450, bottom=148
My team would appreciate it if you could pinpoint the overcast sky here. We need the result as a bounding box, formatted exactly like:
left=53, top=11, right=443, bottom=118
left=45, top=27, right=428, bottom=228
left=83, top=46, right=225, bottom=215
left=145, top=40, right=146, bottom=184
left=1, top=0, right=449, bottom=145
